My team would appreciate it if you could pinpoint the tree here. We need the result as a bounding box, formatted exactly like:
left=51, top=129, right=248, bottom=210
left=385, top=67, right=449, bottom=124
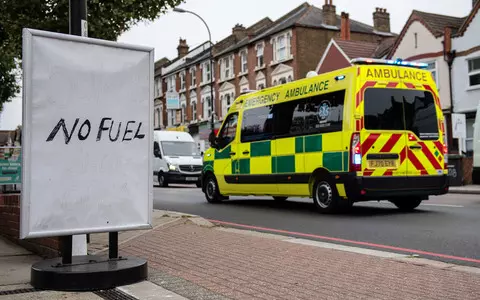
left=0, top=0, right=184, bottom=109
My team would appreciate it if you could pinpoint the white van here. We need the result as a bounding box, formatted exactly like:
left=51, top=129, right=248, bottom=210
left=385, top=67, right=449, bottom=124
left=473, top=104, right=480, bottom=184
left=153, top=130, right=203, bottom=187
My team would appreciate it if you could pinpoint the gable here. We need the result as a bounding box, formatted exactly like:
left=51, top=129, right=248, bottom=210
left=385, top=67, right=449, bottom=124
left=317, top=41, right=351, bottom=74
left=256, top=71, right=265, bottom=81
left=453, top=11, right=480, bottom=51
left=272, top=63, right=293, bottom=76
left=239, top=76, right=248, bottom=86
left=219, top=81, right=235, bottom=93
left=390, top=21, right=443, bottom=59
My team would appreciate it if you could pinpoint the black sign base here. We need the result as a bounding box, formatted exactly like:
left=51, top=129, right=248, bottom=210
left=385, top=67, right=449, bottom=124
left=30, top=255, right=147, bottom=291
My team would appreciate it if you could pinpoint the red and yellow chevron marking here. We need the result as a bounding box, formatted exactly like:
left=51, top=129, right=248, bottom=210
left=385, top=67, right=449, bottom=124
left=356, top=81, right=377, bottom=108
left=360, top=132, right=445, bottom=177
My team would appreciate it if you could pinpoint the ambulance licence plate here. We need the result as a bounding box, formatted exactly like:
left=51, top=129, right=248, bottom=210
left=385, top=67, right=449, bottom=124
left=186, top=177, right=198, bottom=181
left=368, top=160, right=398, bottom=168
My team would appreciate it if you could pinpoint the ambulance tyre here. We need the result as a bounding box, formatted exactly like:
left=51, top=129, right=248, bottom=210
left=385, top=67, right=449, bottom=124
left=312, top=177, right=350, bottom=214
left=390, top=198, right=423, bottom=212
left=204, top=174, right=224, bottom=203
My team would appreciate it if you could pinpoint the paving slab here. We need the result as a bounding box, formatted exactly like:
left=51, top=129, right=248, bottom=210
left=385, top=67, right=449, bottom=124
left=120, top=219, right=480, bottom=300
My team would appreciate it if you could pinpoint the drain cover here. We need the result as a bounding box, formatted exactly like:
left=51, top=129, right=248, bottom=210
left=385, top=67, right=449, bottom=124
left=94, top=288, right=137, bottom=300
left=0, top=288, right=37, bottom=296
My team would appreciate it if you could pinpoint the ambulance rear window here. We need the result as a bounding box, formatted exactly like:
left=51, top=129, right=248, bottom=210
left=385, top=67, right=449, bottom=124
left=364, top=88, right=439, bottom=140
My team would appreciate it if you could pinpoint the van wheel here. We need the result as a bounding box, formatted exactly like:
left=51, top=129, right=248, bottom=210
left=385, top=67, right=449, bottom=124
left=390, top=198, right=423, bottom=212
left=312, top=178, right=351, bottom=214
left=158, top=173, right=168, bottom=188
left=204, top=174, right=223, bottom=203
left=273, top=196, right=288, bottom=201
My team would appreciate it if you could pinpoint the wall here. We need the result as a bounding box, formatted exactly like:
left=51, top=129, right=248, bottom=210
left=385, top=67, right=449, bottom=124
left=452, top=12, right=480, bottom=114
left=392, top=21, right=443, bottom=58
left=0, top=193, right=62, bottom=258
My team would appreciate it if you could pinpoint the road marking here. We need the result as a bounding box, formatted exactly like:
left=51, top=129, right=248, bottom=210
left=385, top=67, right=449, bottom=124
left=421, top=203, right=464, bottom=208
left=209, top=219, right=480, bottom=264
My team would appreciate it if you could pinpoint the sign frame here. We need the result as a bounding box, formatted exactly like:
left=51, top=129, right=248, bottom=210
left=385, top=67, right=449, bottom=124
left=21, top=28, right=154, bottom=239
left=166, top=90, right=180, bottom=110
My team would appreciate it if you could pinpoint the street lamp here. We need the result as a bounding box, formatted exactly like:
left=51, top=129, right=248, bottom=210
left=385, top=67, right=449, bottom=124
left=173, top=8, right=216, bottom=134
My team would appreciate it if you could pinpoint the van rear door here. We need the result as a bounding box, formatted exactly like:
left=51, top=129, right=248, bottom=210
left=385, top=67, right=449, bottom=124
left=361, top=83, right=408, bottom=179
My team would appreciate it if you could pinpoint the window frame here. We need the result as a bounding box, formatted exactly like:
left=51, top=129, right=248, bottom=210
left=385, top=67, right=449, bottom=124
left=256, top=42, right=265, bottom=68
left=189, top=67, right=196, bottom=89
left=217, top=112, right=239, bottom=149
left=239, top=89, right=346, bottom=143
left=425, top=60, right=439, bottom=89
left=179, top=71, right=186, bottom=91
left=467, top=57, right=480, bottom=88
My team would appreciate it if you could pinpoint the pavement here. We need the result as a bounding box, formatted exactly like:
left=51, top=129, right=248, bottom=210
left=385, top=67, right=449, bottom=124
left=2, top=209, right=480, bottom=299
left=154, top=185, right=480, bottom=267
left=448, top=184, right=480, bottom=194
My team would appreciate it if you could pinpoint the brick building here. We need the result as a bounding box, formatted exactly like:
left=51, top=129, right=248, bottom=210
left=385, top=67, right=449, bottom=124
left=316, top=10, right=397, bottom=74
left=156, top=1, right=400, bottom=146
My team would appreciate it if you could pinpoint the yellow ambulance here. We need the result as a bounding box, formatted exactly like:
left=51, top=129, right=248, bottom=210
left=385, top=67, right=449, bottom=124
left=201, top=58, right=449, bottom=213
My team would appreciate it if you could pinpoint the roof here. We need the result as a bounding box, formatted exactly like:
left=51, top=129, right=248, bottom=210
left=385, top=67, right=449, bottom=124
left=387, top=9, right=468, bottom=58
left=333, top=39, right=379, bottom=59
left=454, top=0, right=480, bottom=37
left=217, top=2, right=396, bottom=57
left=214, top=18, right=273, bottom=57
left=162, top=42, right=212, bottom=76
left=412, top=10, right=466, bottom=36
left=154, top=57, right=170, bottom=77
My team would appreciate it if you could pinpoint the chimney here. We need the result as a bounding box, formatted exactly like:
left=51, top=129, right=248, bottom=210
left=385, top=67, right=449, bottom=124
left=340, top=12, right=351, bottom=40
left=177, top=38, right=189, bottom=58
left=232, top=24, right=247, bottom=41
left=322, top=0, right=337, bottom=27
left=373, top=8, right=390, bottom=33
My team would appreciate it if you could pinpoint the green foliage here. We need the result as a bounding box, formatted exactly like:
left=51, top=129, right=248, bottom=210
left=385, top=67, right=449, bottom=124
left=0, top=0, right=184, bottom=109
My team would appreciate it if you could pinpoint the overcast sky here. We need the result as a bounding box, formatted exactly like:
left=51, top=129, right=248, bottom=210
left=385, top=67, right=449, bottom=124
left=0, top=0, right=473, bottom=130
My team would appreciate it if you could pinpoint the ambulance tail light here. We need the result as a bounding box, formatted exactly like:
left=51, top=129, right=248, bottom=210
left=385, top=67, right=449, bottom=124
left=350, top=132, right=362, bottom=172
left=443, top=134, right=448, bottom=169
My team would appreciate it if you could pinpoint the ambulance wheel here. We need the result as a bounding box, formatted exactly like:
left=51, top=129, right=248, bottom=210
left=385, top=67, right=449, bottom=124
left=204, top=174, right=223, bottom=203
left=273, top=196, right=288, bottom=201
left=158, top=173, right=168, bottom=188
left=390, top=198, right=423, bottom=212
left=312, top=178, right=350, bottom=214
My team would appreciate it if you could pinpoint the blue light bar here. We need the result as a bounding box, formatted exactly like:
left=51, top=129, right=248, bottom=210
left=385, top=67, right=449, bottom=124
left=350, top=58, right=428, bottom=69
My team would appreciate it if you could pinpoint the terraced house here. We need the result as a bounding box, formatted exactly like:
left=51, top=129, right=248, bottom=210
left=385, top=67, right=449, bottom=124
left=156, top=1, right=398, bottom=147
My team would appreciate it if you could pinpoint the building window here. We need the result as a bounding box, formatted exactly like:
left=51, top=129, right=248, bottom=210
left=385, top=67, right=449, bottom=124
left=273, top=80, right=278, bottom=86
left=256, top=43, right=264, bottom=68
left=191, top=101, right=197, bottom=121
left=155, top=108, right=161, bottom=128
left=190, top=67, right=196, bottom=88
left=414, top=33, right=418, bottom=49
left=181, top=103, right=186, bottom=123
left=258, top=83, right=265, bottom=89
left=468, top=57, right=480, bottom=87
left=180, top=72, right=186, bottom=91
left=240, top=50, right=248, bottom=73
left=220, top=55, right=233, bottom=81
left=204, top=95, right=212, bottom=119
left=288, top=75, right=293, bottom=82
left=203, top=61, right=211, bottom=83
left=272, top=31, right=292, bottom=63
left=167, top=75, right=175, bottom=92
left=279, top=77, right=287, bottom=84
left=426, top=61, right=438, bottom=88
left=154, top=78, right=162, bottom=98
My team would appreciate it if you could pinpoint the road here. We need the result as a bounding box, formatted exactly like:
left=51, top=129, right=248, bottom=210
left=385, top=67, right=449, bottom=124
left=153, top=185, right=480, bottom=267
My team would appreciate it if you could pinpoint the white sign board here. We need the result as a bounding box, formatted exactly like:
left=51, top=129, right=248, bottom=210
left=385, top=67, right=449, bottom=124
left=21, top=29, right=153, bottom=239
left=166, top=91, right=180, bottom=110
left=452, top=113, right=467, bottom=139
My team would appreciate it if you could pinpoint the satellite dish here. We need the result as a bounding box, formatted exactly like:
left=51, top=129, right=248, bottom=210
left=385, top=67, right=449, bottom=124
left=306, top=71, right=318, bottom=78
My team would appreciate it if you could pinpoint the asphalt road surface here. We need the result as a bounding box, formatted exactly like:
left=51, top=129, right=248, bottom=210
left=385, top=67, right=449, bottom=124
left=153, top=184, right=480, bottom=267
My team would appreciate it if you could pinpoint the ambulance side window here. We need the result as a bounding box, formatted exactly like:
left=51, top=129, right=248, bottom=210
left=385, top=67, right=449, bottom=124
left=241, top=105, right=274, bottom=142
left=217, top=113, right=238, bottom=149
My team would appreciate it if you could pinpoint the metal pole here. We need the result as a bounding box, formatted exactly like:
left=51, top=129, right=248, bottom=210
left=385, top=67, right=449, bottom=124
left=109, top=232, right=118, bottom=259
left=69, top=0, right=87, bottom=36
left=66, top=0, right=88, bottom=262
left=62, top=235, right=73, bottom=265
left=173, top=9, right=215, bottom=132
